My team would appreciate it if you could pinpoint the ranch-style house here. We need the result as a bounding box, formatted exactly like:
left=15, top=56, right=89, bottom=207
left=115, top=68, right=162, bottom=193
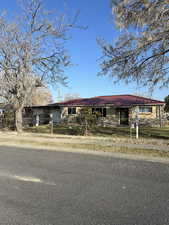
left=27, top=94, right=165, bottom=127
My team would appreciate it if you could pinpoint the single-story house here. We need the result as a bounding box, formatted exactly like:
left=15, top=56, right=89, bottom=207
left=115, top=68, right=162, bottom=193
left=26, top=94, right=166, bottom=127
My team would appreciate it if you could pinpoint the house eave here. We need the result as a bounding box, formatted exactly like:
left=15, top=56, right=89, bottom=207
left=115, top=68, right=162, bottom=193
left=131, top=103, right=164, bottom=106
left=58, top=104, right=115, bottom=107
left=58, top=103, right=164, bottom=108
left=26, top=105, right=60, bottom=110
left=27, top=102, right=165, bottom=109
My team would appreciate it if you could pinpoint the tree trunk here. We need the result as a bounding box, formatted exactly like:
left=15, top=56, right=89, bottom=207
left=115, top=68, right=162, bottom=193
left=15, top=107, right=23, bottom=133
left=85, top=120, right=88, bottom=136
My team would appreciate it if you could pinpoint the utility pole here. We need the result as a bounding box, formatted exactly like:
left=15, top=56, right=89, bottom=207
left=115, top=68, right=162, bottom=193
left=57, top=88, right=62, bottom=102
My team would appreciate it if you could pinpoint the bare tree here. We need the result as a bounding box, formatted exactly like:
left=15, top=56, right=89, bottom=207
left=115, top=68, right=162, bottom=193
left=30, top=87, right=53, bottom=106
left=0, top=0, right=75, bottom=132
left=98, top=0, right=169, bottom=90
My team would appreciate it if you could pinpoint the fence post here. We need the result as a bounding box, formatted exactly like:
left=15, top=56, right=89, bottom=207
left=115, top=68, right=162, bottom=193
left=50, top=113, right=53, bottom=134
left=135, top=107, right=139, bottom=139
left=36, top=114, right=39, bottom=127
left=136, top=121, right=139, bottom=139
left=159, top=105, right=162, bottom=128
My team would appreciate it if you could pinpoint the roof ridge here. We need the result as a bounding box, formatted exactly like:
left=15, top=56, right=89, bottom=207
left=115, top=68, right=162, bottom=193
left=50, top=94, right=164, bottom=106
left=94, top=94, right=163, bottom=102
left=126, top=94, right=163, bottom=102
left=95, top=94, right=130, bottom=97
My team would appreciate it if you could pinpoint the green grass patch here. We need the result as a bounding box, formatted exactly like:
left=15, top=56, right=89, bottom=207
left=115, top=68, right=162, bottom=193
left=25, top=125, right=84, bottom=135
left=25, top=125, right=169, bottom=140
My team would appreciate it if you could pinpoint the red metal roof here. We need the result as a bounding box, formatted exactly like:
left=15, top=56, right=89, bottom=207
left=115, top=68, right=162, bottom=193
left=50, top=95, right=164, bottom=107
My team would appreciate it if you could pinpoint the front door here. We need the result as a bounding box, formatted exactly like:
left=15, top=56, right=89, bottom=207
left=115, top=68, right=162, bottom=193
left=120, top=108, right=129, bottom=125
left=53, top=110, right=61, bottom=123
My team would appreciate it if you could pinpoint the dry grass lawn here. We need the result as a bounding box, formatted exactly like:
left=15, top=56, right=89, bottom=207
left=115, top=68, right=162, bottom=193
left=0, top=131, right=169, bottom=159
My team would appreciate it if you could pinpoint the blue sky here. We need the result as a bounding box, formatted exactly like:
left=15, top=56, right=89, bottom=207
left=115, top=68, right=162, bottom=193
left=1, top=0, right=168, bottom=101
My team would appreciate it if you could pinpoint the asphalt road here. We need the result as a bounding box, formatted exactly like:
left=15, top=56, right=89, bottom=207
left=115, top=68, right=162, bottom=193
left=0, top=146, right=169, bottom=225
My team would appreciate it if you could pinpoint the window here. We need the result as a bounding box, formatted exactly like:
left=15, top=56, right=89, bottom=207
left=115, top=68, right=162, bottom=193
left=139, top=106, right=152, bottom=113
left=92, top=108, right=107, bottom=117
left=68, top=107, right=76, bottom=115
